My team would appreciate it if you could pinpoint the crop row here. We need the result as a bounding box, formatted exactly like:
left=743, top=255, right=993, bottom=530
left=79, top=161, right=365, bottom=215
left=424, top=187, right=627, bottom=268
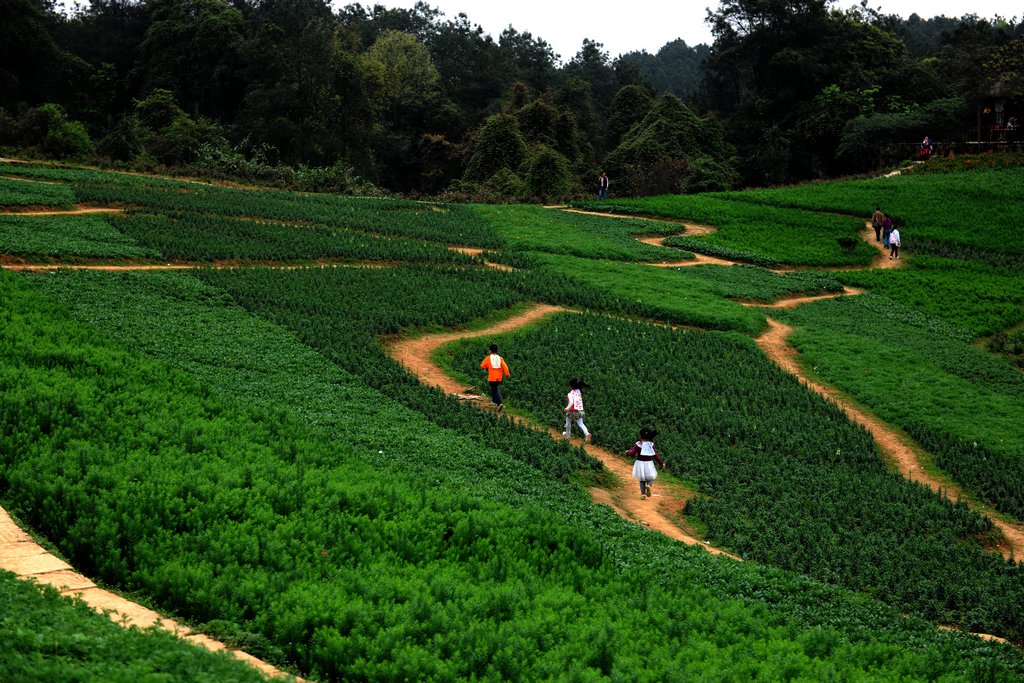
left=75, top=180, right=504, bottom=248
left=0, top=214, right=158, bottom=261
left=0, top=571, right=272, bottom=681
left=445, top=312, right=1024, bottom=640
left=0, top=162, right=505, bottom=248
left=780, top=294, right=1024, bottom=519
left=112, top=211, right=476, bottom=264
left=10, top=269, right=1024, bottom=679
left=719, top=165, right=1024, bottom=259
left=572, top=195, right=874, bottom=267
left=0, top=176, right=76, bottom=208
left=835, top=256, right=1024, bottom=337
left=473, top=204, right=683, bottom=262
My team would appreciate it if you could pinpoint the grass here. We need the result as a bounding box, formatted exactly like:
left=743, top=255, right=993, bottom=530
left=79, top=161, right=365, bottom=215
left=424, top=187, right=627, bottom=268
left=473, top=203, right=685, bottom=262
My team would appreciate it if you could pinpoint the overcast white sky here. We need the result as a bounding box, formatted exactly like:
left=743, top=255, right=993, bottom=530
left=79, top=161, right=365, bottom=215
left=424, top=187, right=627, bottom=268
left=360, top=1, right=1021, bottom=62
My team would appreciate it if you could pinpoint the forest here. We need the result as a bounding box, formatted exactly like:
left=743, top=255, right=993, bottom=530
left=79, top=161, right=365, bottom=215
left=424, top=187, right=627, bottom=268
left=2, top=0, right=1022, bottom=197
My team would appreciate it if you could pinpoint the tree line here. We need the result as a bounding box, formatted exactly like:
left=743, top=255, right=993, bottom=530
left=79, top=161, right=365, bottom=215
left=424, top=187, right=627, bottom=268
left=1, top=0, right=1021, bottom=197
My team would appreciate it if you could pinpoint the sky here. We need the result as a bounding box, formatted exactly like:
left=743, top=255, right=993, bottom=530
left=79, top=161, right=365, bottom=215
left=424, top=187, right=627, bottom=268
left=361, top=1, right=1021, bottom=62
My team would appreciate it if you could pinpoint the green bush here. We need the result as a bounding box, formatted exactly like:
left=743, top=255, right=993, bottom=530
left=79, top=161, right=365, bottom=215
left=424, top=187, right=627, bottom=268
left=463, top=113, right=528, bottom=183
left=523, top=144, right=573, bottom=200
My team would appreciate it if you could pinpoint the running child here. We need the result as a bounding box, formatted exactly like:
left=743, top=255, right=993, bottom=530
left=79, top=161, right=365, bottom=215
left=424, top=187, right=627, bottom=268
left=480, top=343, right=510, bottom=414
left=625, top=427, right=666, bottom=499
left=563, top=378, right=592, bottom=443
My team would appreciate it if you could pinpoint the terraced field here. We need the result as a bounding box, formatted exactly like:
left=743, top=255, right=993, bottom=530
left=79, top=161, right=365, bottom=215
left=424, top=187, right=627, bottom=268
left=1, top=158, right=1023, bottom=680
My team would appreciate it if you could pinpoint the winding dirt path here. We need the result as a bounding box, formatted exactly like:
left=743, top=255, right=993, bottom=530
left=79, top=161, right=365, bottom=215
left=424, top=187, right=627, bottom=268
left=755, top=317, right=1024, bottom=561
left=0, top=506, right=300, bottom=680
left=579, top=207, right=1024, bottom=562
left=384, top=303, right=740, bottom=560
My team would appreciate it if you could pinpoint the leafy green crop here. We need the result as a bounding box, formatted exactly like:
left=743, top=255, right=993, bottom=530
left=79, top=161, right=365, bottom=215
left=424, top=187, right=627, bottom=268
left=445, top=312, right=1024, bottom=640
left=0, top=571, right=276, bottom=682
left=474, top=204, right=684, bottom=261
left=0, top=214, right=158, bottom=260
left=573, top=194, right=874, bottom=267
left=778, top=294, right=1024, bottom=519
left=7, top=270, right=1022, bottom=680
left=111, top=211, right=474, bottom=264
left=0, top=176, right=76, bottom=208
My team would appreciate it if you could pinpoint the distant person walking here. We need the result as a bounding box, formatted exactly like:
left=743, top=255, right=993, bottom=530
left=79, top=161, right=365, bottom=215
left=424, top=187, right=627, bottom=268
left=919, top=135, right=933, bottom=157
left=480, top=343, right=510, bottom=414
left=626, top=427, right=666, bottom=500
left=881, top=215, right=893, bottom=249
left=597, top=172, right=609, bottom=199
left=871, top=206, right=884, bottom=242
left=563, top=378, right=592, bottom=443
left=889, top=226, right=901, bottom=259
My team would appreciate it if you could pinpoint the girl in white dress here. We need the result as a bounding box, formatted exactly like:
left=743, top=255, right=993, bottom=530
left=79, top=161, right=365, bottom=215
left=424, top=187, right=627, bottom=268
left=625, top=427, right=666, bottom=499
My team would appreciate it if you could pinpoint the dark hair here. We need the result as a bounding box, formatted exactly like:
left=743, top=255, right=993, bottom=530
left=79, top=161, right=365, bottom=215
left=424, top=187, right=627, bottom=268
left=489, top=344, right=498, bottom=353
left=639, top=427, right=657, bottom=440
left=569, top=378, right=590, bottom=390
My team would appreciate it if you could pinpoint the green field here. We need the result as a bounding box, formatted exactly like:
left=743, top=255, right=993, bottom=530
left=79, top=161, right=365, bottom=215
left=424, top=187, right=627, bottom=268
left=1, top=160, right=1023, bottom=679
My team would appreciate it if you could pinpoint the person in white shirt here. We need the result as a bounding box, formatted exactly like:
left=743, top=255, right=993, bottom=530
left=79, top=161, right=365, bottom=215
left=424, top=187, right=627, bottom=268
left=563, top=378, right=591, bottom=443
left=889, top=227, right=901, bottom=259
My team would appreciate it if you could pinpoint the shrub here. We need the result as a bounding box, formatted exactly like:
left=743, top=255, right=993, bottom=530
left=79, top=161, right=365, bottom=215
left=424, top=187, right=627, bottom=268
left=523, top=144, right=573, bottom=200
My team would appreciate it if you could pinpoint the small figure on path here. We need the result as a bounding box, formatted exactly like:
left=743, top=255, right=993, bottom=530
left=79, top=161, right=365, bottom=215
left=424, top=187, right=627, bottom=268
left=597, top=172, right=609, bottom=199
left=480, top=343, right=510, bottom=414
left=889, top=225, right=901, bottom=259
left=626, top=427, right=666, bottom=500
left=871, top=206, right=884, bottom=242
left=918, top=135, right=933, bottom=158
left=881, top=214, right=893, bottom=249
left=563, top=378, right=592, bottom=443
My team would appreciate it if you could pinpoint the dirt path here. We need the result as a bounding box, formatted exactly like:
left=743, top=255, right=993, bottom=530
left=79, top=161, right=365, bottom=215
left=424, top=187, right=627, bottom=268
left=0, top=204, right=125, bottom=216
left=584, top=207, right=1024, bottom=562
left=0, top=505, right=300, bottom=680
left=447, top=246, right=514, bottom=271
left=755, top=317, right=1024, bottom=561
left=561, top=208, right=718, bottom=236
left=384, top=303, right=740, bottom=560
left=0, top=259, right=398, bottom=272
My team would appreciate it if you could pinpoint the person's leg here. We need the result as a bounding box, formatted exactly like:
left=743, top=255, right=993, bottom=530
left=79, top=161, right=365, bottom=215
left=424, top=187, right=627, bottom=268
left=489, top=381, right=503, bottom=406
left=564, top=413, right=573, bottom=438
left=639, top=480, right=647, bottom=497
left=576, top=417, right=590, bottom=442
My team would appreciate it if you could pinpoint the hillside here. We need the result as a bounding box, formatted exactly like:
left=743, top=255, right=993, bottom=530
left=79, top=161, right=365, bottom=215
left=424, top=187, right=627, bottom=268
left=1, top=158, right=1023, bottom=680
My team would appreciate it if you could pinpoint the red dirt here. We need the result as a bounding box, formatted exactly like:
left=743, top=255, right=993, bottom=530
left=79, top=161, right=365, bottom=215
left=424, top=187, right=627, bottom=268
left=384, top=303, right=740, bottom=560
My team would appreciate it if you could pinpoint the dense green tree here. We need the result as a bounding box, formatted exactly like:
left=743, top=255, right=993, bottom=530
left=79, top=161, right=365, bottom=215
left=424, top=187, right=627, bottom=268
left=616, top=39, right=710, bottom=101
left=498, top=27, right=559, bottom=93
left=604, top=93, right=737, bottom=195
left=0, top=0, right=88, bottom=110
left=607, top=84, right=655, bottom=148
left=361, top=30, right=442, bottom=190
left=523, top=143, right=573, bottom=199
left=463, top=112, right=527, bottom=182
left=134, top=0, right=245, bottom=121
left=515, top=99, right=559, bottom=147
left=426, top=14, right=505, bottom=139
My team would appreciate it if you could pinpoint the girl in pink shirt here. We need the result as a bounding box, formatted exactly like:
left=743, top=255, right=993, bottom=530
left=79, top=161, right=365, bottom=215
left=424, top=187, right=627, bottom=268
left=563, top=378, right=591, bottom=443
